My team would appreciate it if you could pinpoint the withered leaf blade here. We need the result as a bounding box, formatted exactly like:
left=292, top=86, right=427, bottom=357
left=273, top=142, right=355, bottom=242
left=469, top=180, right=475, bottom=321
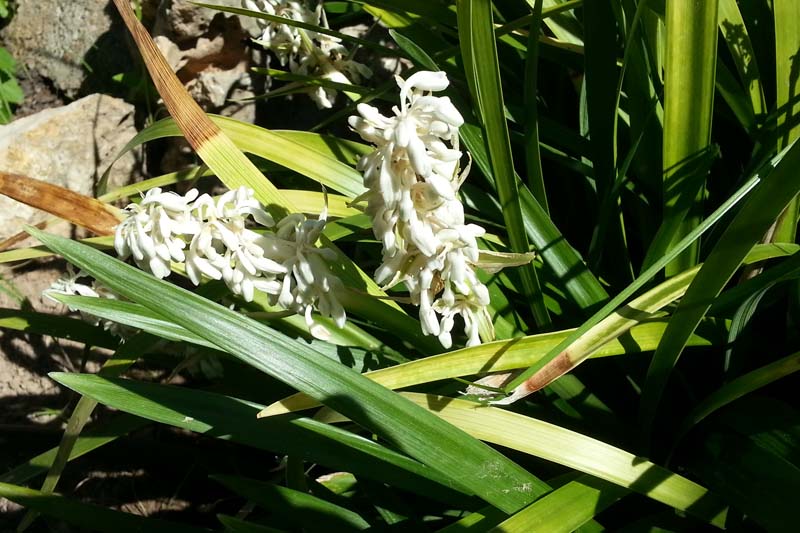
left=0, top=172, right=121, bottom=237
left=111, top=0, right=293, bottom=213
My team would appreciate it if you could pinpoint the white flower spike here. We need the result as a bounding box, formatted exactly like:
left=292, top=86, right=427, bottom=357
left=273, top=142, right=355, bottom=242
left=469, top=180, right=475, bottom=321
left=350, top=70, right=498, bottom=348
left=113, top=186, right=346, bottom=340
left=243, top=0, right=372, bottom=108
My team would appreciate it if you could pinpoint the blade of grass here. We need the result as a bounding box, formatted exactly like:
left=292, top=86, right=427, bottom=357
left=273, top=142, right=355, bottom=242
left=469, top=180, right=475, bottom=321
left=658, top=0, right=719, bottom=274
left=458, top=0, right=549, bottom=327
left=110, top=116, right=367, bottom=199
left=16, top=336, right=148, bottom=531
left=771, top=0, right=800, bottom=241
left=674, top=350, right=800, bottom=446
left=213, top=475, right=370, bottom=531
left=0, top=481, right=209, bottom=533
left=523, top=0, right=548, bottom=214
left=0, top=414, right=148, bottom=486
left=639, top=140, right=800, bottom=437
left=0, top=308, right=117, bottom=348
left=583, top=0, right=632, bottom=283
left=490, top=266, right=699, bottom=403
left=32, top=228, right=547, bottom=513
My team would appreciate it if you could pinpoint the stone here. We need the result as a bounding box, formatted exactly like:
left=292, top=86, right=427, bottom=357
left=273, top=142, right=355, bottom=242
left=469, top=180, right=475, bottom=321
left=0, top=94, right=140, bottom=240
left=154, top=1, right=256, bottom=113
left=154, top=0, right=261, bottom=43
left=0, top=1, right=130, bottom=97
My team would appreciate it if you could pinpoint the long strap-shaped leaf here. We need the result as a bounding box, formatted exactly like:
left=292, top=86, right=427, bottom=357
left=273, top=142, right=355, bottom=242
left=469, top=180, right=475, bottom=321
left=111, top=0, right=294, bottom=213
left=497, top=264, right=699, bottom=404
left=213, top=475, right=370, bottom=531
left=503, top=146, right=789, bottom=395
left=396, top=394, right=727, bottom=528
left=772, top=0, right=800, bottom=241
left=0, top=172, right=121, bottom=235
left=490, top=475, right=627, bottom=533
left=458, top=0, right=550, bottom=327
left=17, top=336, right=150, bottom=532
left=0, top=481, right=208, bottom=533
left=29, top=227, right=546, bottom=513
left=639, top=140, right=800, bottom=436
left=655, top=0, right=719, bottom=274
left=260, top=318, right=724, bottom=417
left=49, top=373, right=470, bottom=506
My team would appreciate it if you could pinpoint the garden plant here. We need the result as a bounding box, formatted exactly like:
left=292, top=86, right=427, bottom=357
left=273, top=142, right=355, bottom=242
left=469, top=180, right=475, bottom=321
left=1, top=0, right=800, bottom=531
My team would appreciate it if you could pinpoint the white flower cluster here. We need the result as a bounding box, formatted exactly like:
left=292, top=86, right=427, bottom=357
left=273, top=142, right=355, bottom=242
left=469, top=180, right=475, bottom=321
left=114, top=186, right=345, bottom=339
left=47, top=266, right=132, bottom=337
left=349, top=71, right=492, bottom=348
left=242, top=0, right=371, bottom=108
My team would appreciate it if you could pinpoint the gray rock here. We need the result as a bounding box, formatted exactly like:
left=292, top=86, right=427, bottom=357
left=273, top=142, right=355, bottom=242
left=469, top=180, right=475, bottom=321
left=0, top=1, right=130, bottom=96
left=0, top=94, right=140, bottom=240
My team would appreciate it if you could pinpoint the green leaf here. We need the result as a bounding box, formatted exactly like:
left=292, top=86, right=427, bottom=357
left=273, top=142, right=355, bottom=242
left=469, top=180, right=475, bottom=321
left=639, top=140, right=800, bottom=434
left=0, top=481, right=209, bottom=532
left=504, top=149, right=789, bottom=394
left=689, top=407, right=800, bottom=533
left=49, top=295, right=218, bottom=349
left=658, top=0, right=719, bottom=273
left=772, top=0, right=800, bottom=241
left=458, top=0, right=549, bottom=327
left=718, top=0, right=765, bottom=118
left=30, top=233, right=548, bottom=513
left=523, top=1, right=548, bottom=215
left=501, top=265, right=701, bottom=403
left=253, top=67, right=373, bottom=96
left=400, top=394, right=727, bottom=528
left=17, top=336, right=149, bottom=532
left=214, top=475, right=370, bottom=531
left=0, top=414, right=148, bottom=486
left=0, top=307, right=117, bottom=348
left=676, top=351, right=800, bottom=443
left=260, top=318, right=725, bottom=417
left=49, top=373, right=470, bottom=506
left=491, top=475, right=627, bottom=533
left=111, top=116, right=367, bottom=198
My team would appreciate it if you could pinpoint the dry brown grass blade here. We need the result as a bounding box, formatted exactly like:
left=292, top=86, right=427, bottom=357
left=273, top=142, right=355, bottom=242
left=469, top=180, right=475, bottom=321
left=0, top=172, right=121, bottom=237
left=111, top=0, right=294, bottom=212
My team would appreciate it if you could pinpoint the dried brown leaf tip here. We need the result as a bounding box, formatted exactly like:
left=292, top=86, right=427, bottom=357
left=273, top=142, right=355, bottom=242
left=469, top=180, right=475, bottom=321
left=0, top=172, right=122, bottom=236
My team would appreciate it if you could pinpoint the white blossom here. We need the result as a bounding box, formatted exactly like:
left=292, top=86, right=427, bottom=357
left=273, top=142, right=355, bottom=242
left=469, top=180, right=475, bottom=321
left=114, top=187, right=199, bottom=279
left=350, top=71, right=496, bottom=348
left=264, top=207, right=346, bottom=339
left=243, top=0, right=372, bottom=108
left=46, top=266, right=132, bottom=337
left=113, top=185, right=346, bottom=340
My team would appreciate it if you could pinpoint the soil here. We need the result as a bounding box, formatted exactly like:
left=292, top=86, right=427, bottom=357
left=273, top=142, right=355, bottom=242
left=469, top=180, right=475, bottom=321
left=12, top=71, right=67, bottom=120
